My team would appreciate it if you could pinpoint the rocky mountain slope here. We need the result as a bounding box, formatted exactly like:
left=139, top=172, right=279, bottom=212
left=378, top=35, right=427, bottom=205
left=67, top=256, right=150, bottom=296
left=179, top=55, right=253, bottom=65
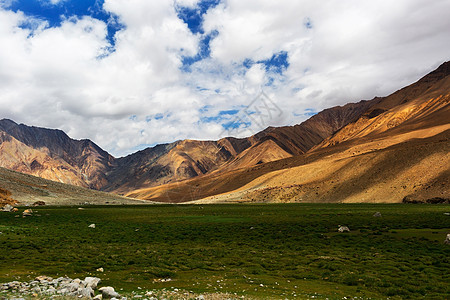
left=0, top=119, right=114, bottom=189
left=127, top=62, right=450, bottom=203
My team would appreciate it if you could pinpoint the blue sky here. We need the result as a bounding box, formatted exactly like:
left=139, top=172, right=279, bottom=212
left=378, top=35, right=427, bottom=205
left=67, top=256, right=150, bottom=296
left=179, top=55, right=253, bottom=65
left=0, top=0, right=449, bottom=156
left=9, top=0, right=122, bottom=44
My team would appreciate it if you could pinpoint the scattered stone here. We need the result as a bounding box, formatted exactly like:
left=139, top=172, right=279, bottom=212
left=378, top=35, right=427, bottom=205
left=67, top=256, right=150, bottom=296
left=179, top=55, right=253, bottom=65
left=93, top=295, right=103, bottom=300
left=32, top=201, right=46, bottom=206
left=2, top=204, right=14, bottom=212
left=97, top=267, right=104, bottom=272
left=444, top=234, right=450, bottom=245
left=22, top=209, right=33, bottom=216
left=99, top=286, right=120, bottom=299
left=195, top=295, right=205, bottom=300
left=444, top=212, right=450, bottom=216
left=338, top=225, right=350, bottom=232
left=84, top=277, right=101, bottom=289
left=45, top=287, right=57, bottom=295
left=373, top=212, right=382, bottom=217
left=88, top=224, right=96, bottom=228
left=68, top=280, right=81, bottom=292
left=59, top=288, right=69, bottom=295
left=80, top=286, right=95, bottom=298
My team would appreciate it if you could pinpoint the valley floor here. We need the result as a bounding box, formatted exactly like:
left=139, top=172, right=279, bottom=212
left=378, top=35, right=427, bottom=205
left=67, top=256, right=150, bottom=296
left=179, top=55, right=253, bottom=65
left=1, top=204, right=449, bottom=299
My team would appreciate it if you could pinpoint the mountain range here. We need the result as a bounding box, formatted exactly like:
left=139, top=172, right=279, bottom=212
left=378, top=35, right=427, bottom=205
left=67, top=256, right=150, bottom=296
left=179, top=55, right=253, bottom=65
left=1, top=61, right=449, bottom=204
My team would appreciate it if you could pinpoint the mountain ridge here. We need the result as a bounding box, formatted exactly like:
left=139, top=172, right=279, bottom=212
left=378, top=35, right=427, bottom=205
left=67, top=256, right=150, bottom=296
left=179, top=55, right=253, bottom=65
left=1, top=61, right=449, bottom=203
left=0, top=91, right=375, bottom=194
left=126, top=61, right=450, bottom=203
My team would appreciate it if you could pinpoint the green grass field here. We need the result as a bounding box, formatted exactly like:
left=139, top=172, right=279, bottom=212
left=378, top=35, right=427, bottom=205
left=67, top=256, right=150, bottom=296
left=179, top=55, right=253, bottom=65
left=1, top=204, right=449, bottom=299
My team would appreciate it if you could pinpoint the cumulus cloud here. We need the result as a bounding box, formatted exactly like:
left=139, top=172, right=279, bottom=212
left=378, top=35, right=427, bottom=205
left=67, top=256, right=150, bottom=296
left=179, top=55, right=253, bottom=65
left=0, top=0, right=449, bottom=156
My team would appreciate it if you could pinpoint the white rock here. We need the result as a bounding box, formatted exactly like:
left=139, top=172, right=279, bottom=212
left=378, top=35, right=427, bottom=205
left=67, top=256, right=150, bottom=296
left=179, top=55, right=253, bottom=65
left=444, top=233, right=450, bottom=244
left=80, top=287, right=95, bottom=299
left=89, top=224, right=96, bottom=228
left=2, top=204, right=14, bottom=212
left=99, top=286, right=120, bottom=299
left=338, top=225, right=350, bottom=232
left=84, top=277, right=101, bottom=289
left=68, top=281, right=80, bottom=292
left=93, top=295, right=103, bottom=300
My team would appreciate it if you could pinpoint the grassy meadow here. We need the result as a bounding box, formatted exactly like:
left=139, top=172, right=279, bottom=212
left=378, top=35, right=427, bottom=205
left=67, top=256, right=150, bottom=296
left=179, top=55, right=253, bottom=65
left=0, top=204, right=449, bottom=299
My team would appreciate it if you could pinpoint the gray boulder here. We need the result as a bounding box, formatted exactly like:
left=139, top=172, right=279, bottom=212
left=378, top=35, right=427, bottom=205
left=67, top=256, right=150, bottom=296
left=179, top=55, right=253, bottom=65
left=99, top=286, right=120, bottom=299
left=373, top=212, right=382, bottom=217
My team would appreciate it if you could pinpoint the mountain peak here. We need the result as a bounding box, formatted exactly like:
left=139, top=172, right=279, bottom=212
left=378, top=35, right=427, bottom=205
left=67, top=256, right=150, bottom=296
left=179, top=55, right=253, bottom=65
left=0, top=118, right=18, bottom=127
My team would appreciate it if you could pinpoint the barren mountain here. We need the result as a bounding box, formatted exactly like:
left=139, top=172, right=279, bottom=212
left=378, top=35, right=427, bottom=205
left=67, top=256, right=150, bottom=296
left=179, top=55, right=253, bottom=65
left=0, top=93, right=372, bottom=195
left=127, top=61, right=450, bottom=203
left=1, top=62, right=448, bottom=204
left=105, top=100, right=374, bottom=194
left=0, top=166, right=144, bottom=206
left=0, top=119, right=114, bottom=189
left=315, top=61, right=450, bottom=149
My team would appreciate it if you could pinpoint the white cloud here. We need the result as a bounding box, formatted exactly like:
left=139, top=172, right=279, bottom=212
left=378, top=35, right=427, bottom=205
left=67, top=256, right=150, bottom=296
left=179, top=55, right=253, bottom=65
left=0, top=0, right=449, bottom=157
left=48, top=0, right=66, bottom=5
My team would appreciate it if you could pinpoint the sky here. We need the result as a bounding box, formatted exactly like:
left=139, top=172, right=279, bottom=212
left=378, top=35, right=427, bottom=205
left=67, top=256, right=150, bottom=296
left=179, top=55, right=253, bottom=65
left=0, top=0, right=449, bottom=157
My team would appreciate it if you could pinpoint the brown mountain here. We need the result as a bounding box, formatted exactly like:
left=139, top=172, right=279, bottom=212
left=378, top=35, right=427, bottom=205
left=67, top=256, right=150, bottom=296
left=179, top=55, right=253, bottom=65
left=0, top=119, right=114, bottom=189
left=0, top=92, right=373, bottom=195
left=104, top=99, right=374, bottom=194
left=315, top=61, right=450, bottom=149
left=1, top=62, right=448, bottom=204
left=127, top=61, right=450, bottom=203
